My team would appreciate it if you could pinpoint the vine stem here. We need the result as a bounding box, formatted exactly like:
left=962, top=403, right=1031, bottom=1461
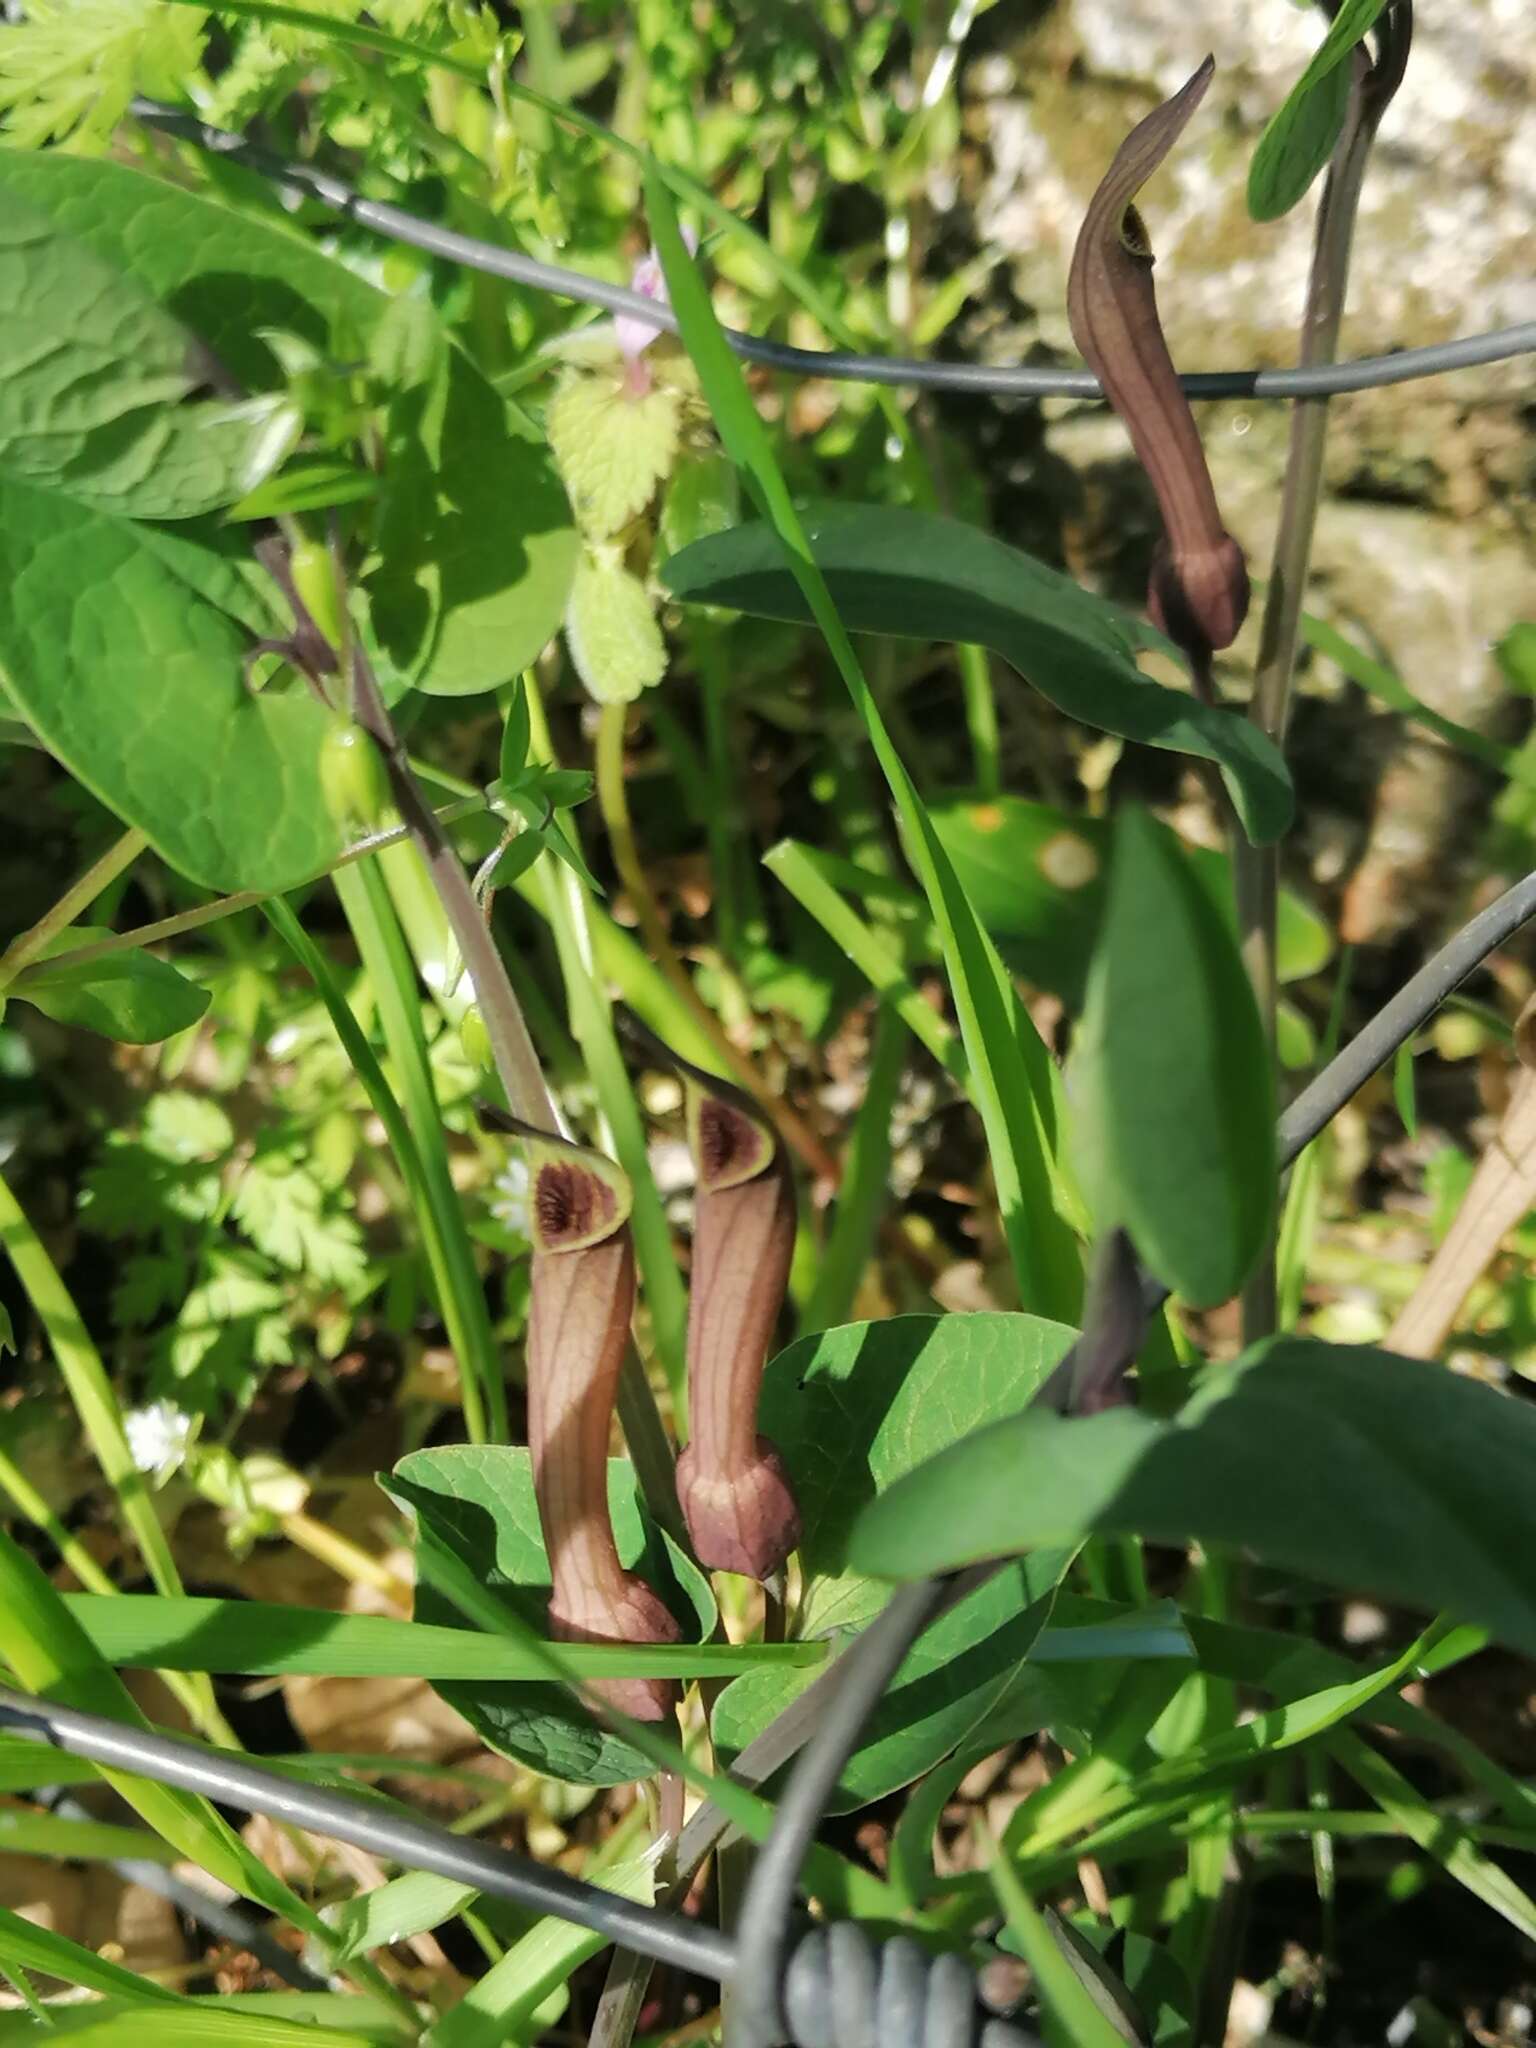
left=1236, top=6, right=1411, bottom=1342
left=347, top=650, right=555, bottom=1133
left=8, top=798, right=485, bottom=986
left=0, top=828, right=148, bottom=983
left=594, top=702, right=840, bottom=1187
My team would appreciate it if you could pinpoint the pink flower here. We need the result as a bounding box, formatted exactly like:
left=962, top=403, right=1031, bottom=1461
left=614, top=230, right=699, bottom=387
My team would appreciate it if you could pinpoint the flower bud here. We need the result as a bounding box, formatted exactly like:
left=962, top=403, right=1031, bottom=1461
left=460, top=1007, right=493, bottom=1072
left=288, top=537, right=348, bottom=657
left=318, top=721, right=391, bottom=832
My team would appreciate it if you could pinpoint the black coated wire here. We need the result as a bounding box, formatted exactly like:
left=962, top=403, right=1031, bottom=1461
left=1277, top=863, right=1536, bottom=1167
left=129, top=100, right=1536, bottom=404
left=0, top=1684, right=732, bottom=1984
left=3, top=866, right=1532, bottom=2036
left=732, top=1582, right=951, bottom=2048
left=12, top=85, right=1532, bottom=2045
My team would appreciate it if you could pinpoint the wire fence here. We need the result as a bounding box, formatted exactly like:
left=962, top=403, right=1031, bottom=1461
left=6, top=81, right=1534, bottom=2048
left=134, top=100, right=1536, bottom=403
left=5, top=848, right=1532, bottom=2043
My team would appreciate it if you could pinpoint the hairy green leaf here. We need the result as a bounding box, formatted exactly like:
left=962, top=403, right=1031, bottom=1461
left=0, top=475, right=341, bottom=892
left=547, top=372, right=679, bottom=540
left=564, top=550, right=667, bottom=703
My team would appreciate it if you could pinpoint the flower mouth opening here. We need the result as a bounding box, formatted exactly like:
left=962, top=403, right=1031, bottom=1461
left=535, top=1158, right=615, bottom=1248
left=1119, top=203, right=1154, bottom=261
left=695, top=1093, right=775, bottom=1191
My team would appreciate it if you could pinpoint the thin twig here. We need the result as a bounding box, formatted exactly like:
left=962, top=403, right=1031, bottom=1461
left=349, top=651, right=555, bottom=1131
left=0, top=828, right=149, bottom=981
left=1237, top=3, right=1412, bottom=1341
left=8, top=798, right=485, bottom=986
left=1387, top=1065, right=1536, bottom=1358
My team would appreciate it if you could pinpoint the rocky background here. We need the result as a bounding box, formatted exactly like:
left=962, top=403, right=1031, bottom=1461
left=945, top=0, right=1534, bottom=947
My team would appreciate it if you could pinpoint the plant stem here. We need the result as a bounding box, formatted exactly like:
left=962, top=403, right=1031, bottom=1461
left=801, top=1006, right=906, bottom=1331
left=279, top=1510, right=413, bottom=1607
left=594, top=702, right=838, bottom=1185
left=0, top=828, right=148, bottom=982
left=691, top=623, right=756, bottom=971
left=350, top=652, right=553, bottom=1133
left=322, top=867, right=504, bottom=1443
left=9, top=799, right=485, bottom=986
left=1237, top=16, right=1409, bottom=1342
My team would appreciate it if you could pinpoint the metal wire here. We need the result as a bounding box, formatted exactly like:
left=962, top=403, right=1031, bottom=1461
left=130, top=100, right=1535, bottom=404
left=12, top=84, right=1530, bottom=2048
left=0, top=1683, right=731, bottom=1984
left=4, top=869, right=1529, bottom=2040
left=1277, top=863, right=1536, bottom=1167
left=0, top=1670, right=1036, bottom=2046
left=732, top=1581, right=951, bottom=2048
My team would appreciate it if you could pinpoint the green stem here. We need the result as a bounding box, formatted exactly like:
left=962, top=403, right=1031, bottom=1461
left=692, top=623, right=756, bottom=966
left=0, top=828, right=148, bottom=983
left=350, top=656, right=552, bottom=1134
left=958, top=643, right=1002, bottom=799
left=801, top=1007, right=906, bottom=1331
left=594, top=702, right=836, bottom=1184
left=764, top=840, right=965, bottom=1080
left=1237, top=33, right=1404, bottom=1342
left=266, top=895, right=505, bottom=1444
left=332, top=868, right=496, bottom=1444
left=9, top=800, right=485, bottom=988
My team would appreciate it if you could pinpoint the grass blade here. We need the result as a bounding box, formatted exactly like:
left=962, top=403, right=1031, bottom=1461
left=647, top=180, right=1083, bottom=1319
left=60, top=1592, right=822, bottom=1680
left=320, top=864, right=505, bottom=1442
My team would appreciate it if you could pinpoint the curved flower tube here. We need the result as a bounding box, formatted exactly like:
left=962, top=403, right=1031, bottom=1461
left=673, top=1072, right=801, bottom=1581
left=483, top=1106, right=680, bottom=1721
left=1066, top=56, right=1251, bottom=663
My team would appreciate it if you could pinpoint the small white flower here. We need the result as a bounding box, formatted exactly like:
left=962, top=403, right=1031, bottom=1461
left=124, top=1400, right=193, bottom=1480
left=490, top=1157, right=531, bottom=1237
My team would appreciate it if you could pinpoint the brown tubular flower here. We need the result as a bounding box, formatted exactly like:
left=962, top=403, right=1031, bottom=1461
left=487, top=1109, right=681, bottom=1721
left=673, top=1070, right=800, bottom=1581
left=1066, top=56, right=1250, bottom=665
